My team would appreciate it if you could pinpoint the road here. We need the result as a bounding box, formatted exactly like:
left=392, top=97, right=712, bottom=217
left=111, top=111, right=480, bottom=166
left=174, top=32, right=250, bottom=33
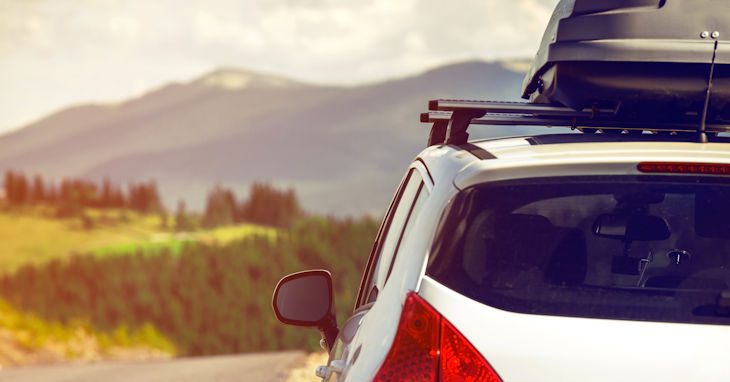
left=0, top=351, right=307, bottom=382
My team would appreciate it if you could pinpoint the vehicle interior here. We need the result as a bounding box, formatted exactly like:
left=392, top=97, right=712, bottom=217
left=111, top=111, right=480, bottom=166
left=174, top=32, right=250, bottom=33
left=428, top=176, right=730, bottom=324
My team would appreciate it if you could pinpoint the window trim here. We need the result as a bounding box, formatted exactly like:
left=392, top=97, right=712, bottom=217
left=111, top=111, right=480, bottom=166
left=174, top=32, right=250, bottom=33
left=354, top=169, right=413, bottom=308
left=354, top=164, right=433, bottom=309
left=367, top=171, right=423, bottom=302
left=384, top=181, right=429, bottom=282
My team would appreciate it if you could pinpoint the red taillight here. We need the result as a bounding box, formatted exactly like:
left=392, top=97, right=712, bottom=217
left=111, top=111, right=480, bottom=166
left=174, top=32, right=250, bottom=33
left=638, top=162, right=730, bottom=175
left=374, top=293, right=502, bottom=382
left=440, top=319, right=501, bottom=382
left=374, top=293, right=440, bottom=381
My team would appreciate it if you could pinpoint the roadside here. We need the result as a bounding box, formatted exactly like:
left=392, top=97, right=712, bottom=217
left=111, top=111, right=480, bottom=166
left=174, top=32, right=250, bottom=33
left=286, top=352, right=328, bottom=382
left=0, top=351, right=306, bottom=382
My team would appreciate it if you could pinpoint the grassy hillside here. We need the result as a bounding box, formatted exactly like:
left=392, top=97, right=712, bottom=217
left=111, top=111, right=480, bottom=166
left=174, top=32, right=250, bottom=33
left=91, top=224, right=277, bottom=257
left=0, top=216, right=378, bottom=356
left=0, top=204, right=275, bottom=273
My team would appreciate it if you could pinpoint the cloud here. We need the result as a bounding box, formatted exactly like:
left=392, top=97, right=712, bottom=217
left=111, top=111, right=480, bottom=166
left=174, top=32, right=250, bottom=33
left=0, top=0, right=559, bottom=132
left=193, top=0, right=558, bottom=83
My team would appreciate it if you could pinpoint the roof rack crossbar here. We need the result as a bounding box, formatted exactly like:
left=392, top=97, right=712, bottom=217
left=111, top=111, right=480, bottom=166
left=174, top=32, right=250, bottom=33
left=429, top=99, right=614, bottom=117
left=423, top=99, right=730, bottom=146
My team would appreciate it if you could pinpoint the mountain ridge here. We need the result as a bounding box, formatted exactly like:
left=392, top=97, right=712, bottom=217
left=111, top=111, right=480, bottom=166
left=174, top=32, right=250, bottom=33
left=0, top=60, right=535, bottom=215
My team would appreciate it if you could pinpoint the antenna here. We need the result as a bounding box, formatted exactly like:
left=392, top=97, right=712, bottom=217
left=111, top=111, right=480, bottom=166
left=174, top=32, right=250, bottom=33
left=699, top=40, right=720, bottom=143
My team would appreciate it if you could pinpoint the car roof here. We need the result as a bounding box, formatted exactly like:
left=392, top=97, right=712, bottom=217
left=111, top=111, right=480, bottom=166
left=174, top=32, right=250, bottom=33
left=417, top=133, right=730, bottom=188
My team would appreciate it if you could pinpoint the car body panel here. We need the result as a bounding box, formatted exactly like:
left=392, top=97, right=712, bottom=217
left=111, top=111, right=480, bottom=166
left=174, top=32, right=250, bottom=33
left=336, top=148, right=465, bottom=381
left=328, top=137, right=730, bottom=381
left=419, top=276, right=730, bottom=382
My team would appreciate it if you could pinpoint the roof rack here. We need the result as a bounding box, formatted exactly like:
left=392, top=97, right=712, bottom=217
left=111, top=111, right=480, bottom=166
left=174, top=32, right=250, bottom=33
left=421, top=99, right=730, bottom=147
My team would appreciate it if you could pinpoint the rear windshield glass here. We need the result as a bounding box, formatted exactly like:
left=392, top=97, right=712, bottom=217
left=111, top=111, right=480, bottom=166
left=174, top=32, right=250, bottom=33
left=427, top=176, right=730, bottom=325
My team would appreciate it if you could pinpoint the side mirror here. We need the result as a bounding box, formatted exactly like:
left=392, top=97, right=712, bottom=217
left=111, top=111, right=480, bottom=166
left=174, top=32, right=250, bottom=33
left=272, top=270, right=338, bottom=349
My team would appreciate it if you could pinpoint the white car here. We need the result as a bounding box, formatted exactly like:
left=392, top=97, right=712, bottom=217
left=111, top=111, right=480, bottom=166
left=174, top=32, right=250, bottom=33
left=273, top=0, right=730, bottom=378
left=273, top=99, right=730, bottom=381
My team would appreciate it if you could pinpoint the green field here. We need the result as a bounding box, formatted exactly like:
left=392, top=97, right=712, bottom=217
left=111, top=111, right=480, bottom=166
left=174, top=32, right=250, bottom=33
left=0, top=205, right=276, bottom=274
left=91, top=224, right=277, bottom=257
left=0, top=297, right=175, bottom=365
left=0, top=205, right=280, bottom=362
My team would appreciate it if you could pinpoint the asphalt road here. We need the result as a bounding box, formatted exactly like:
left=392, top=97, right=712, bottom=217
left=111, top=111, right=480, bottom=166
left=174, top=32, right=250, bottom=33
left=0, top=351, right=306, bottom=382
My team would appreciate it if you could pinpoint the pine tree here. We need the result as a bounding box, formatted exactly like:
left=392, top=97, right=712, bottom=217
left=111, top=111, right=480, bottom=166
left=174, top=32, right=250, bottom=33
left=175, top=200, right=193, bottom=231
left=101, top=178, right=112, bottom=208
left=11, top=172, right=29, bottom=205
left=31, top=175, right=45, bottom=202
left=202, top=186, right=237, bottom=228
left=238, top=183, right=302, bottom=227
left=3, top=170, right=14, bottom=204
left=129, top=181, right=162, bottom=214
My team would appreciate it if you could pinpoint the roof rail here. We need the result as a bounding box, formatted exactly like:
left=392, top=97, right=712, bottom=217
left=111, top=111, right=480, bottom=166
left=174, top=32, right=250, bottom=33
left=422, top=99, right=730, bottom=147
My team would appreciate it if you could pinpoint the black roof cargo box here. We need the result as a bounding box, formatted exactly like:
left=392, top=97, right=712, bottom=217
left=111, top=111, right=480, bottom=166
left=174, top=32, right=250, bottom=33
left=523, top=0, right=730, bottom=117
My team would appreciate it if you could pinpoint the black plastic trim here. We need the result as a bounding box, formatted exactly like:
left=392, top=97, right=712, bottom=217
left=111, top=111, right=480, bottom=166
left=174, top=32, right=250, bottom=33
left=459, top=143, right=497, bottom=160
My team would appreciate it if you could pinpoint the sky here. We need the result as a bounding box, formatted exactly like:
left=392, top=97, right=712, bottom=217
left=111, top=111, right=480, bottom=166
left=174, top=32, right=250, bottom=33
left=0, top=0, right=559, bottom=134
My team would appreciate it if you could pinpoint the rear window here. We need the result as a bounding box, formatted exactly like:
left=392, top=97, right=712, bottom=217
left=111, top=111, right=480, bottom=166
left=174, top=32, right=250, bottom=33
left=427, top=176, right=730, bottom=325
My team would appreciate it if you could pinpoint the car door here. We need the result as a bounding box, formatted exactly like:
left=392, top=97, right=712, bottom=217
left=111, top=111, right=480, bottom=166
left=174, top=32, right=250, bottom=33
left=321, top=162, right=432, bottom=381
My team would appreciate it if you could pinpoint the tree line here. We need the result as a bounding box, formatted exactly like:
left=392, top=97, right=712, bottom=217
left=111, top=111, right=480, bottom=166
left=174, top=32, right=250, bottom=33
left=3, top=170, right=304, bottom=230
left=3, top=170, right=162, bottom=215
left=198, top=183, right=302, bottom=229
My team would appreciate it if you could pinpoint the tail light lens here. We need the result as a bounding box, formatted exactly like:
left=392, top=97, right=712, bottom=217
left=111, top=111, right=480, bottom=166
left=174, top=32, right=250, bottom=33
left=372, top=293, right=440, bottom=381
left=440, top=318, right=501, bottom=382
left=374, top=293, right=502, bottom=382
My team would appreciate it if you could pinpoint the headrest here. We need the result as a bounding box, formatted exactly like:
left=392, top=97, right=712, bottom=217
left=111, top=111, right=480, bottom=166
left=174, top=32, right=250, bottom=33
left=498, top=214, right=553, bottom=234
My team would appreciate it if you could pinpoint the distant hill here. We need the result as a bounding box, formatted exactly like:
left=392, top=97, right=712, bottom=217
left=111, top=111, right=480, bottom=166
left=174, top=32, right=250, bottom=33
left=0, top=60, right=537, bottom=215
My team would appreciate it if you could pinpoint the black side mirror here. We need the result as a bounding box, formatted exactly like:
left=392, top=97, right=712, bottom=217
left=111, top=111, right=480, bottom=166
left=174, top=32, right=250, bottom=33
left=272, top=270, right=338, bottom=348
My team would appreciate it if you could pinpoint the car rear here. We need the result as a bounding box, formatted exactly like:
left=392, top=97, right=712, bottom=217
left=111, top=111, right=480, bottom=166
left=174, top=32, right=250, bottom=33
left=375, top=139, right=730, bottom=381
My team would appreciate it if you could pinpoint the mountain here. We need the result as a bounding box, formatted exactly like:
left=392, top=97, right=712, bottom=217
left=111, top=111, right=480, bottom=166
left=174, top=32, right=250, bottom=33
left=0, top=60, right=535, bottom=215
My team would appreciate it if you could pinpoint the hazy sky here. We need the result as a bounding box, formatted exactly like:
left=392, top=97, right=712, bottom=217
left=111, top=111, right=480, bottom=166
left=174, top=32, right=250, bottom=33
left=0, top=0, right=559, bottom=134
